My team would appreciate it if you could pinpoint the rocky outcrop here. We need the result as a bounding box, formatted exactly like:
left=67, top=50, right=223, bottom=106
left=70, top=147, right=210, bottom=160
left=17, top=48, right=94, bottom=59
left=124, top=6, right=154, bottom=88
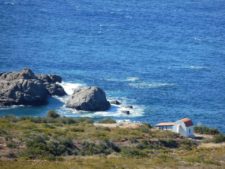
left=36, top=74, right=65, bottom=96
left=66, top=86, right=110, bottom=111
left=0, top=68, right=66, bottom=106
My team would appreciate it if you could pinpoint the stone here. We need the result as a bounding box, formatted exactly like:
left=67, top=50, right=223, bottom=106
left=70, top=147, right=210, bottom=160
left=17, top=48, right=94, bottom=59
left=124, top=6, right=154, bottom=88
left=125, top=105, right=133, bottom=109
left=110, top=100, right=121, bottom=105
left=66, top=86, right=110, bottom=111
left=121, top=110, right=130, bottom=115
left=0, top=68, right=66, bottom=106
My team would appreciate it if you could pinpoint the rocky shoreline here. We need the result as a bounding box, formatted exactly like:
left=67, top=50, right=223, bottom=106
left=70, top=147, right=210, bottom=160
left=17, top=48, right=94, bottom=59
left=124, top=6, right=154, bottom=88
left=0, top=68, right=66, bottom=106
left=0, top=68, right=115, bottom=112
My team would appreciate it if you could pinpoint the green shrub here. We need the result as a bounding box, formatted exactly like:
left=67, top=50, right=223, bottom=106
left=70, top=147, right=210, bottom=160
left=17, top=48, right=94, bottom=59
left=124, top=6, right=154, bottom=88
left=179, top=139, right=197, bottom=150
left=194, top=126, right=220, bottom=135
left=121, top=148, right=146, bottom=157
left=7, top=141, right=18, bottom=148
left=80, top=140, right=120, bottom=156
left=47, top=137, right=76, bottom=156
left=22, top=134, right=77, bottom=159
left=160, top=139, right=178, bottom=148
left=71, top=127, right=85, bottom=132
left=212, top=134, right=225, bottom=143
left=4, top=115, right=18, bottom=122
left=138, top=123, right=152, bottom=133
left=57, top=117, right=77, bottom=124
left=47, top=110, right=60, bottom=118
left=0, top=129, right=8, bottom=136
left=136, top=139, right=179, bottom=150
left=6, top=152, right=17, bottom=159
left=98, top=118, right=116, bottom=124
left=77, top=117, right=94, bottom=124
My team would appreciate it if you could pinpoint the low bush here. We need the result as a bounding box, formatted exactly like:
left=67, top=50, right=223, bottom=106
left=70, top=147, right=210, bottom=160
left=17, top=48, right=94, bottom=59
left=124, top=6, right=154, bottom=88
left=80, top=140, right=120, bottom=155
left=138, top=124, right=152, bottom=133
left=46, top=137, right=76, bottom=156
left=0, top=129, right=8, bottom=136
left=22, top=134, right=76, bottom=159
left=47, top=110, right=60, bottom=118
left=99, top=118, right=116, bottom=124
left=121, top=148, right=146, bottom=157
left=212, top=134, right=225, bottom=143
left=179, top=139, right=197, bottom=150
left=6, top=140, right=18, bottom=148
left=194, top=126, right=220, bottom=135
left=160, top=139, right=178, bottom=148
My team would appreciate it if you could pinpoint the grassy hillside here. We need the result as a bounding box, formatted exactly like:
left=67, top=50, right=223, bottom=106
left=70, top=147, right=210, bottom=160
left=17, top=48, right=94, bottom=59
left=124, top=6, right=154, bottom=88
left=0, top=114, right=224, bottom=169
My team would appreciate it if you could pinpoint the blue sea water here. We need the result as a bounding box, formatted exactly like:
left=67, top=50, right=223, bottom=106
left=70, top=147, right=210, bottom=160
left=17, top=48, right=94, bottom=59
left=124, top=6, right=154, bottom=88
left=0, top=0, right=225, bottom=132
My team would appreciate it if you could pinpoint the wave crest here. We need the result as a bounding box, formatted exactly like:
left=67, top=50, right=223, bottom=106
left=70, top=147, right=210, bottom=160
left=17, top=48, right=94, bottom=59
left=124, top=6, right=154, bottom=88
left=59, top=81, right=85, bottom=95
left=128, top=82, right=175, bottom=89
left=49, top=81, right=145, bottom=118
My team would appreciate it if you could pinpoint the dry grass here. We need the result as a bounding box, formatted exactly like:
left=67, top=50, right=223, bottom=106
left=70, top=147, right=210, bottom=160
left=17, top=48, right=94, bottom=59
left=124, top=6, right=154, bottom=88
left=0, top=148, right=224, bottom=169
left=0, top=116, right=224, bottom=169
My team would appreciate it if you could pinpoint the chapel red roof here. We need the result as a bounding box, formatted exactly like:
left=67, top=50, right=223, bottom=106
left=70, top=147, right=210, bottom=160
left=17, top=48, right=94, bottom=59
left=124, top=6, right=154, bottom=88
left=180, top=118, right=193, bottom=127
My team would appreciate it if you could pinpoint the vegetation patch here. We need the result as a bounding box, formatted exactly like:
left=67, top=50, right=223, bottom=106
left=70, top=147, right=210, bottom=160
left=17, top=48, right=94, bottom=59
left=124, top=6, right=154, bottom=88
left=194, top=126, right=220, bottom=135
left=98, top=118, right=116, bottom=124
left=0, top=115, right=224, bottom=168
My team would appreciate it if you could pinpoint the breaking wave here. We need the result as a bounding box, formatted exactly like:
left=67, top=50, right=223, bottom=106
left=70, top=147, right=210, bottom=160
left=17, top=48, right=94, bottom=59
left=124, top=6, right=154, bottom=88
left=55, top=82, right=145, bottom=118
left=106, top=76, right=139, bottom=82
left=128, top=82, right=175, bottom=89
left=60, top=81, right=85, bottom=95
left=58, top=103, right=144, bottom=118
left=184, top=66, right=209, bottom=70
left=168, top=65, right=209, bottom=71
left=0, top=105, right=25, bottom=110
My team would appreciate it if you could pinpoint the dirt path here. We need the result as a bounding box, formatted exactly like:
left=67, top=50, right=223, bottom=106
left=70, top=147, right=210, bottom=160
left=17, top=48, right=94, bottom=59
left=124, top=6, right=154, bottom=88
left=94, top=122, right=142, bottom=129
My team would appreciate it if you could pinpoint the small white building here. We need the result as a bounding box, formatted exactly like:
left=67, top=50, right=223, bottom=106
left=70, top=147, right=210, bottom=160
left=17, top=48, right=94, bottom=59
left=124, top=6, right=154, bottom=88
left=156, top=118, right=194, bottom=137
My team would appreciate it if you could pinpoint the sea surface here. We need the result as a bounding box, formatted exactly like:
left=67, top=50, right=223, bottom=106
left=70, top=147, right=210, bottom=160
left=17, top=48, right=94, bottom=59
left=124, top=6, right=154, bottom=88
left=0, top=0, right=225, bottom=132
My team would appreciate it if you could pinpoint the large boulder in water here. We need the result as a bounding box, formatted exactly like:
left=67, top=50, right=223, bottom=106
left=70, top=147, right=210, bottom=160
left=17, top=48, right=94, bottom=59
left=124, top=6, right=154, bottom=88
left=0, top=68, right=66, bottom=106
left=0, top=79, right=48, bottom=106
left=36, top=74, right=65, bottom=96
left=66, top=86, right=111, bottom=111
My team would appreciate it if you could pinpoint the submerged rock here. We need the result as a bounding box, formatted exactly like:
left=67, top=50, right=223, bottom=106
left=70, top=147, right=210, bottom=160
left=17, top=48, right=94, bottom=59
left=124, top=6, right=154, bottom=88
left=66, top=86, right=110, bottom=111
left=110, top=100, right=121, bottom=105
left=0, top=68, right=66, bottom=106
left=125, top=105, right=133, bottom=109
left=121, top=110, right=130, bottom=115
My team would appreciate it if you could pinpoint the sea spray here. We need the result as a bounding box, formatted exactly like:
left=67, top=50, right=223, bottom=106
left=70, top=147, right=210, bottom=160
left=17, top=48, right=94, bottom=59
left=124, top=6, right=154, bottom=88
left=55, top=81, right=145, bottom=118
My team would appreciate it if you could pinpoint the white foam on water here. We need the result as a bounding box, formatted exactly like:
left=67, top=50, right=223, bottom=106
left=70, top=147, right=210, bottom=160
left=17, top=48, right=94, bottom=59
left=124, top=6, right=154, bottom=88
left=59, top=81, right=85, bottom=95
left=36, top=81, right=145, bottom=118
left=185, top=65, right=208, bottom=70
left=106, top=76, right=139, bottom=82
left=126, top=77, right=139, bottom=82
left=0, top=81, right=145, bottom=119
left=59, top=103, right=145, bottom=118
left=128, top=82, right=175, bottom=89
left=53, top=81, right=86, bottom=103
left=168, top=65, right=209, bottom=71
left=0, top=105, right=25, bottom=110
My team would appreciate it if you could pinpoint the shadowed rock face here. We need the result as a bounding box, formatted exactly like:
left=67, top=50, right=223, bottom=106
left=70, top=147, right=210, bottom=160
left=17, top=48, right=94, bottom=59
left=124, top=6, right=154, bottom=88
left=0, top=68, right=66, bottom=106
left=66, top=86, right=111, bottom=111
